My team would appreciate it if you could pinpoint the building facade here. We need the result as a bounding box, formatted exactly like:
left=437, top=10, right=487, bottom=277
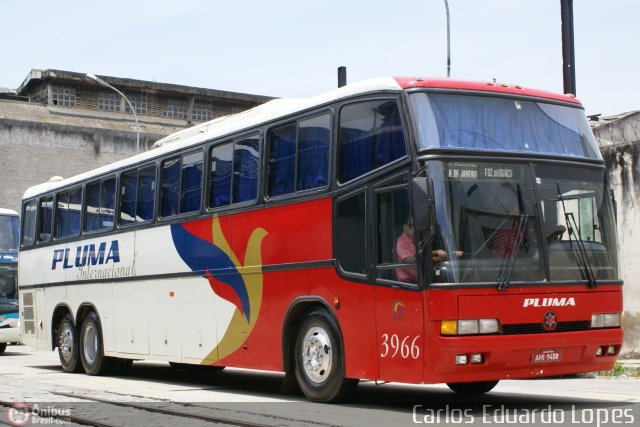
left=592, top=111, right=640, bottom=358
left=0, top=69, right=273, bottom=213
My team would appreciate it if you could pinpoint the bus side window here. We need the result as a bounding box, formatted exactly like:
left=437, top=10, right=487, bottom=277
left=161, top=157, right=181, bottom=216
left=180, top=151, right=203, bottom=213
left=21, top=200, right=37, bottom=246
left=209, top=142, right=233, bottom=208
left=85, top=178, right=116, bottom=232
left=38, top=195, right=53, bottom=243
left=268, top=123, right=296, bottom=196
left=161, top=151, right=203, bottom=217
left=137, top=165, right=156, bottom=222
left=267, top=114, right=330, bottom=198
left=297, top=114, right=330, bottom=191
left=119, top=165, right=156, bottom=225
left=233, top=136, right=260, bottom=204
left=55, top=187, right=81, bottom=238
left=335, top=190, right=367, bottom=276
left=338, top=100, right=406, bottom=183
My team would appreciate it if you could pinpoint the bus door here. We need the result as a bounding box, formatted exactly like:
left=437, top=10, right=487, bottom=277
left=373, top=180, right=425, bottom=382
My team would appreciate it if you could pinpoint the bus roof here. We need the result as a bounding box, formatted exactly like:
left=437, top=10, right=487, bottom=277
left=0, top=208, right=18, bottom=216
left=22, top=76, right=582, bottom=200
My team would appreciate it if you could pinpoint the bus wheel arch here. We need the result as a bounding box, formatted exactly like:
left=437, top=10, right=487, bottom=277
left=282, top=298, right=333, bottom=375
left=284, top=299, right=357, bottom=402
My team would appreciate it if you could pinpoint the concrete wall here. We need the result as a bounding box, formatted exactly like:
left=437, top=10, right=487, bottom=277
left=0, top=119, right=160, bottom=213
left=593, top=111, right=640, bottom=358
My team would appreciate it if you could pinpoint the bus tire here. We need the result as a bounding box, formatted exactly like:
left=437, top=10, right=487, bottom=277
left=294, top=309, right=357, bottom=402
left=57, top=314, right=82, bottom=373
left=447, top=380, right=499, bottom=395
left=79, top=312, right=114, bottom=375
left=0, top=343, right=6, bottom=354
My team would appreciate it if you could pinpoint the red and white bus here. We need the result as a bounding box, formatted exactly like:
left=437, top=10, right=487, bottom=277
left=19, top=76, right=622, bottom=402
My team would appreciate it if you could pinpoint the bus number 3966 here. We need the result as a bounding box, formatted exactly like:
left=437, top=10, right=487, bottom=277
left=380, top=334, right=421, bottom=359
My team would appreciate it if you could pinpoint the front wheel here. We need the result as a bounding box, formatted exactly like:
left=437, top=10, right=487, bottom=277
left=79, top=312, right=114, bottom=375
left=0, top=343, right=6, bottom=354
left=447, top=380, right=499, bottom=395
left=294, top=309, right=357, bottom=402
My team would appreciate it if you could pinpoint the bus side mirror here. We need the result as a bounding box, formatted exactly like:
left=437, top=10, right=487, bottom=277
left=411, top=177, right=431, bottom=232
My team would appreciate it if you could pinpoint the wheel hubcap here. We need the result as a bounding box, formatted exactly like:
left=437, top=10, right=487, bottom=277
left=59, top=325, right=74, bottom=363
left=301, top=326, right=333, bottom=383
left=83, top=324, right=97, bottom=365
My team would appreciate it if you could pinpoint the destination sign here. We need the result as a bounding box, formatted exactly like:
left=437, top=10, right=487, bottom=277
left=446, top=162, right=518, bottom=180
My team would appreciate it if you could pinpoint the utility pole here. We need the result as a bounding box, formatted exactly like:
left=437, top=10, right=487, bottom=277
left=560, top=0, right=576, bottom=95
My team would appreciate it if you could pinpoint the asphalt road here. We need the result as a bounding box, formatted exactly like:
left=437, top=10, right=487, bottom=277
left=0, top=345, right=638, bottom=426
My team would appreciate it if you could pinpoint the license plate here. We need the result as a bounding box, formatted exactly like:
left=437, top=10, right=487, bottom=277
left=531, top=349, right=562, bottom=363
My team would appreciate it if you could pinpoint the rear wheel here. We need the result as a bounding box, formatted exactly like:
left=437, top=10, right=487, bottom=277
left=294, top=309, right=357, bottom=402
left=0, top=343, right=6, bottom=354
left=447, top=380, right=499, bottom=395
left=79, top=312, right=114, bottom=375
left=57, top=314, right=82, bottom=372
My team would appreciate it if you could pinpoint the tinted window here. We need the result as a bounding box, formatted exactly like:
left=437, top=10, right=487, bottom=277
left=85, top=177, right=116, bottom=232
left=22, top=200, right=37, bottom=246
left=38, top=196, right=53, bottom=242
left=161, top=158, right=181, bottom=216
left=338, top=100, right=406, bottom=183
left=161, top=151, right=203, bottom=217
left=55, top=187, right=82, bottom=238
left=180, top=152, right=203, bottom=213
left=335, top=190, right=367, bottom=275
left=268, top=123, right=296, bottom=196
left=137, top=165, right=156, bottom=222
left=119, top=165, right=156, bottom=225
left=120, top=170, right=138, bottom=225
left=233, top=136, right=260, bottom=203
left=409, top=93, right=600, bottom=159
left=298, top=114, right=330, bottom=191
left=209, top=143, right=233, bottom=208
left=209, top=135, right=261, bottom=208
left=267, top=114, right=330, bottom=197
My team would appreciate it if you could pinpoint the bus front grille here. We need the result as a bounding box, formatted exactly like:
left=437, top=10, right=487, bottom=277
left=502, top=320, right=591, bottom=334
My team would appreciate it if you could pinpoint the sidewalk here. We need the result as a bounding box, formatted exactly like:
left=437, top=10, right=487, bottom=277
left=618, top=359, right=640, bottom=369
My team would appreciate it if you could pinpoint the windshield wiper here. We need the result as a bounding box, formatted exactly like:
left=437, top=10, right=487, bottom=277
left=497, top=185, right=528, bottom=291
left=556, top=182, right=597, bottom=288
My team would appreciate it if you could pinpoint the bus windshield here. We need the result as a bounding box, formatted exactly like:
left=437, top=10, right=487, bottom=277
left=427, top=161, right=618, bottom=285
left=0, top=215, right=19, bottom=251
left=0, top=213, right=19, bottom=302
left=0, top=265, right=17, bottom=301
left=409, top=92, right=601, bottom=160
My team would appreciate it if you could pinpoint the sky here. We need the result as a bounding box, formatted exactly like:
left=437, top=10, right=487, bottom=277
left=0, top=0, right=638, bottom=116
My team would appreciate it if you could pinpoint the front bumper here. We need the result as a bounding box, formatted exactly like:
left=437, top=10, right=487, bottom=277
left=427, top=328, right=623, bottom=384
left=0, top=321, right=21, bottom=344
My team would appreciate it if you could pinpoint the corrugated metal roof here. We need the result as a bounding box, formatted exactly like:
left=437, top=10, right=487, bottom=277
left=0, top=87, right=16, bottom=94
left=0, top=99, right=188, bottom=136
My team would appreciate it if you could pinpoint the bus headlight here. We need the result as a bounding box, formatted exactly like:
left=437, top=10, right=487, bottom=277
left=591, top=313, right=621, bottom=328
left=441, top=319, right=499, bottom=335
